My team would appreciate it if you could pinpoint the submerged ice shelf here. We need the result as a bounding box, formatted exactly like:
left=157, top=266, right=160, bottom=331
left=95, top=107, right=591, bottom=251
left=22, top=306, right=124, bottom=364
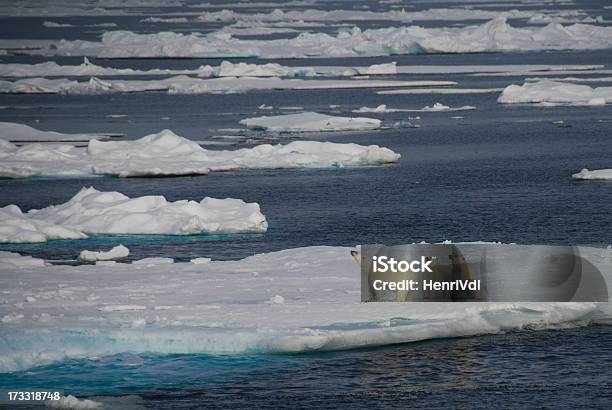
left=0, top=128, right=400, bottom=178
left=0, top=187, right=267, bottom=243
left=0, top=246, right=610, bottom=373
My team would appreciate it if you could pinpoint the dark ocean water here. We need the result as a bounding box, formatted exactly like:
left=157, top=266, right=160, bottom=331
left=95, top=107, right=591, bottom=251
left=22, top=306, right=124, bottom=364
left=1, top=1, right=612, bottom=408
left=1, top=325, right=611, bottom=409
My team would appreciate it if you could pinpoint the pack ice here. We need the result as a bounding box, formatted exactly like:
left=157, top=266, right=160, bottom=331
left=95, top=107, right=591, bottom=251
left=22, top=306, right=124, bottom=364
left=26, top=18, right=612, bottom=58
left=0, top=246, right=610, bottom=372
left=240, top=112, right=381, bottom=132
left=0, top=187, right=267, bottom=243
left=498, top=80, right=612, bottom=106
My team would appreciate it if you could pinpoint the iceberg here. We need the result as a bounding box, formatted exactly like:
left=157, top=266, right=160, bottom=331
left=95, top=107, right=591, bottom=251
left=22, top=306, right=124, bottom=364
left=79, top=245, right=130, bottom=262
left=572, top=168, right=612, bottom=180
left=0, top=187, right=267, bottom=243
left=23, top=18, right=612, bottom=59
left=0, top=245, right=609, bottom=372
left=498, top=80, right=612, bottom=105
left=0, top=122, right=110, bottom=143
left=240, top=112, right=381, bottom=132
left=0, top=129, right=401, bottom=178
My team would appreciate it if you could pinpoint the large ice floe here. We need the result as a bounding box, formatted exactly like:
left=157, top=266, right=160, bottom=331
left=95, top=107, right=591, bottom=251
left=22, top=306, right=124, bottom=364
left=572, top=169, right=612, bottom=180
left=0, top=187, right=267, bottom=243
left=240, top=112, right=381, bottom=132
left=0, top=245, right=610, bottom=372
left=0, top=122, right=110, bottom=143
left=0, top=129, right=400, bottom=178
left=498, top=80, right=612, bottom=106
left=0, top=75, right=452, bottom=95
left=17, top=18, right=612, bottom=58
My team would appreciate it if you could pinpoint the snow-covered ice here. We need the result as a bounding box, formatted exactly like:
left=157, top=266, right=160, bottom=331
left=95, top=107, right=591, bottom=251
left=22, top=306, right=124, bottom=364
left=0, top=129, right=400, bottom=178
left=240, top=112, right=381, bottom=132
left=27, top=187, right=267, bottom=237
left=498, top=80, right=612, bottom=105
left=79, top=245, right=130, bottom=262
left=572, top=168, right=612, bottom=180
left=0, top=245, right=610, bottom=372
left=1, top=187, right=267, bottom=243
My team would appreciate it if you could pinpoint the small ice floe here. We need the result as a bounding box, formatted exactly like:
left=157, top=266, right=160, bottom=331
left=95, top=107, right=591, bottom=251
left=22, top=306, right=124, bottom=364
left=191, top=257, right=212, bottom=265
left=572, top=168, right=612, bottom=180
left=0, top=129, right=400, bottom=179
left=498, top=80, right=612, bottom=106
left=240, top=112, right=381, bottom=132
left=0, top=251, right=47, bottom=268
left=353, top=103, right=475, bottom=113
left=78, top=245, right=130, bottom=262
left=267, top=295, right=285, bottom=304
left=0, top=187, right=267, bottom=243
left=99, top=305, right=146, bottom=312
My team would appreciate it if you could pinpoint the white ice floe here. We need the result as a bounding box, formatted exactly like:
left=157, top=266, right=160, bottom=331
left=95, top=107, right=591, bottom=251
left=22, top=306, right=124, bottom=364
left=498, top=80, right=612, bottom=105
left=29, top=187, right=267, bottom=237
left=353, top=103, right=475, bottom=113
left=215, top=61, right=315, bottom=77
left=0, top=187, right=267, bottom=243
left=79, top=245, right=130, bottom=262
left=240, top=112, right=381, bottom=132
left=0, top=245, right=610, bottom=372
left=0, top=129, right=400, bottom=178
left=0, top=75, right=452, bottom=95
left=572, top=168, right=612, bottom=180
left=0, top=251, right=47, bottom=269
left=0, top=122, right=109, bottom=142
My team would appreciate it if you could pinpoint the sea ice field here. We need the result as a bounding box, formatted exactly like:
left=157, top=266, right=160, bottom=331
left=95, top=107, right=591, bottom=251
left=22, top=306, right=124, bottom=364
left=1, top=0, right=612, bottom=408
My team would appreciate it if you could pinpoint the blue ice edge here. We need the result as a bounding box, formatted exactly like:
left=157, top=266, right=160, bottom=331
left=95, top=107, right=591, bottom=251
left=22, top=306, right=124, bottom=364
left=0, top=305, right=602, bottom=375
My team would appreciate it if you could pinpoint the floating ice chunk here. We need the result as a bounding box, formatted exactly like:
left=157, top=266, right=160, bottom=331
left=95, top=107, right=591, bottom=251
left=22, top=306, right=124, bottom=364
left=353, top=103, right=476, bottom=113
left=216, top=61, right=315, bottom=77
left=379, top=88, right=501, bottom=95
left=498, top=80, right=612, bottom=105
left=357, top=62, right=397, bottom=75
left=99, top=305, right=147, bottom=312
left=79, top=245, right=130, bottom=262
left=268, top=295, right=285, bottom=304
left=240, top=112, right=381, bottom=132
left=43, top=21, right=74, bottom=28
left=572, top=168, right=612, bottom=180
left=46, top=395, right=102, bottom=409
left=0, top=128, right=400, bottom=178
left=27, top=187, right=268, bottom=237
